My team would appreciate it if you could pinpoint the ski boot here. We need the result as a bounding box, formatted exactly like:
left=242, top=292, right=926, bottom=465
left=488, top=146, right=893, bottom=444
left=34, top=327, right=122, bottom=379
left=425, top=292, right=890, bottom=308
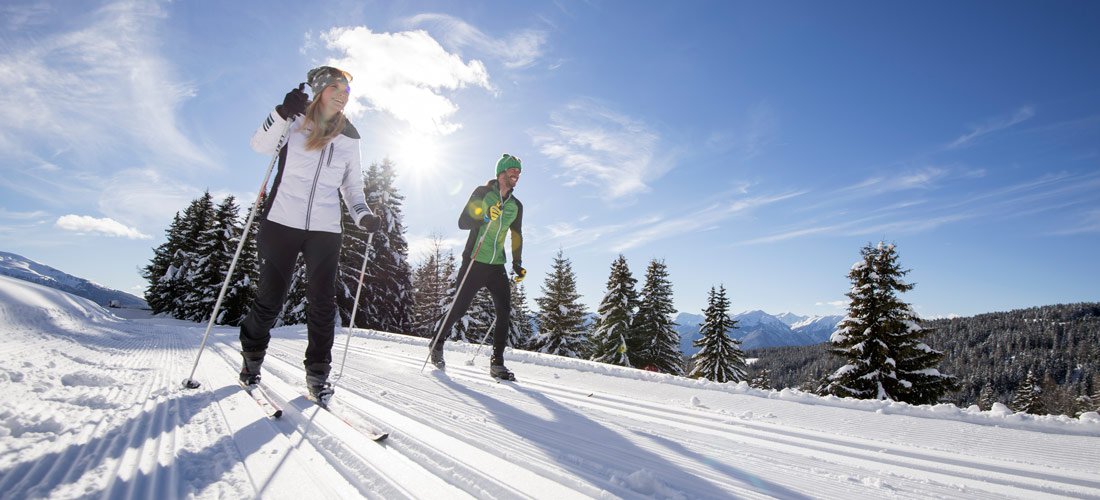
left=305, top=364, right=334, bottom=406
left=429, top=344, right=446, bottom=370
left=489, top=355, right=515, bottom=381
left=239, top=350, right=265, bottom=386
left=308, top=382, right=335, bottom=406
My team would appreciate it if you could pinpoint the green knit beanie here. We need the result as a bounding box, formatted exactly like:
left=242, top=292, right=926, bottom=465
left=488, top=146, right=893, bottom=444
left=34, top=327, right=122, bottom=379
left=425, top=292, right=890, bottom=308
left=495, top=154, right=522, bottom=176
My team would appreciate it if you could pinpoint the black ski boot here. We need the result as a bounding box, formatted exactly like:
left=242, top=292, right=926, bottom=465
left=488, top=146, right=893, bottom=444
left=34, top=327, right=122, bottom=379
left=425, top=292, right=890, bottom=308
left=305, top=364, right=334, bottom=406
left=489, top=355, right=515, bottom=381
left=429, top=344, right=446, bottom=370
left=239, top=350, right=265, bottom=386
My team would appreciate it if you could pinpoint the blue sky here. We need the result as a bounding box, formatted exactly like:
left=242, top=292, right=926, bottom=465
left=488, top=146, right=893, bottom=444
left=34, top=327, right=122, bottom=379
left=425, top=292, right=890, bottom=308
left=2, top=0, right=1098, bottom=319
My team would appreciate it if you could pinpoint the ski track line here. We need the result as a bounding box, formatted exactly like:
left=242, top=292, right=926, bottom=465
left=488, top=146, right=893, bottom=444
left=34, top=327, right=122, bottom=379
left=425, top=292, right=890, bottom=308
left=349, top=346, right=988, bottom=499
left=213, top=341, right=465, bottom=499
left=356, top=343, right=1100, bottom=499
left=259, top=344, right=598, bottom=499
left=201, top=342, right=360, bottom=498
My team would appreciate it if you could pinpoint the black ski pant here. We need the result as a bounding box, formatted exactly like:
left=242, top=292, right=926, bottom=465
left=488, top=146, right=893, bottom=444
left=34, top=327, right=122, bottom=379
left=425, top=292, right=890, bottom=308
left=433, top=261, right=510, bottom=362
left=240, top=220, right=342, bottom=380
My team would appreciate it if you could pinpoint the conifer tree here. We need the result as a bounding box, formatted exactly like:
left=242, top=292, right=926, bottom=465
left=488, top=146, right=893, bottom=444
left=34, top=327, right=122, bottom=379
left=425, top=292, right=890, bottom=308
left=339, top=160, right=414, bottom=334
left=170, top=192, right=215, bottom=319
left=142, top=211, right=186, bottom=315
left=278, top=255, right=309, bottom=326
left=1011, top=370, right=1044, bottom=414
left=219, top=196, right=262, bottom=326
left=978, top=384, right=997, bottom=411
left=590, top=255, right=641, bottom=367
left=183, top=195, right=240, bottom=322
left=633, top=259, right=683, bottom=375
left=508, top=280, right=536, bottom=350
left=826, top=242, right=956, bottom=404
left=411, top=236, right=456, bottom=337
left=534, top=249, right=590, bottom=357
left=749, top=368, right=772, bottom=390
left=689, top=285, right=746, bottom=382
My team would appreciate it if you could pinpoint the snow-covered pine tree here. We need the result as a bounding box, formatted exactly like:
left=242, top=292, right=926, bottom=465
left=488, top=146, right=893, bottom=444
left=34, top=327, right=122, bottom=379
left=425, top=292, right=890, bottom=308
left=826, top=242, right=956, bottom=404
left=633, top=259, right=683, bottom=375
left=169, top=192, right=215, bottom=320
left=1011, top=370, right=1044, bottom=414
left=749, top=367, right=772, bottom=390
left=277, top=255, right=308, bottom=326
left=977, top=384, right=997, bottom=410
left=508, top=280, right=536, bottom=350
left=183, top=195, right=240, bottom=323
left=411, top=235, right=456, bottom=337
left=218, top=196, right=262, bottom=326
left=589, top=254, right=640, bottom=367
left=689, top=285, right=746, bottom=382
left=338, top=160, right=414, bottom=334
left=142, top=211, right=186, bottom=315
left=534, top=249, right=590, bottom=357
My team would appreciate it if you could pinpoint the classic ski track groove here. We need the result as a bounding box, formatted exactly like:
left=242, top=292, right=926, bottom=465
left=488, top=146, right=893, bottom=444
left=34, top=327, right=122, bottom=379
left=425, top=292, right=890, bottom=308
left=330, top=339, right=1100, bottom=499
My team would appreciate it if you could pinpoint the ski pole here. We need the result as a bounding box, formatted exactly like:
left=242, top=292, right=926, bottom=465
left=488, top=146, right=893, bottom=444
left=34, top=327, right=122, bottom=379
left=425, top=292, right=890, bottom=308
left=421, top=224, right=493, bottom=373
left=333, top=231, right=374, bottom=384
left=182, top=116, right=294, bottom=390
left=464, top=318, right=495, bottom=366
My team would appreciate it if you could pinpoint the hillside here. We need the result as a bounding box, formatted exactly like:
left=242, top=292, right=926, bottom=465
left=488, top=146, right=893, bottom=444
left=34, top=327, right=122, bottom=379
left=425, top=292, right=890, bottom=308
left=748, top=303, right=1100, bottom=416
left=0, top=250, right=146, bottom=308
left=1, top=274, right=1098, bottom=498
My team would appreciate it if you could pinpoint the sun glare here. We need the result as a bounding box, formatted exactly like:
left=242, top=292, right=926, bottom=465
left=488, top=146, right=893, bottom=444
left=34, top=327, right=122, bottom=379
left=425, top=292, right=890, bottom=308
left=394, top=133, right=440, bottom=181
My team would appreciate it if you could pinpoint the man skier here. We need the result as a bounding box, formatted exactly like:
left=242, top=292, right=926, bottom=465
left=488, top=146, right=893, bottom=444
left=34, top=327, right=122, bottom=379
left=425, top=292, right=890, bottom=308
left=429, top=154, right=525, bottom=380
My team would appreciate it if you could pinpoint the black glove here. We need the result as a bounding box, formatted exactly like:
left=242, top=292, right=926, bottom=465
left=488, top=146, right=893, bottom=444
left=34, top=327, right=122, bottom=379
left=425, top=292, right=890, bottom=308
left=512, top=265, right=526, bottom=283
left=277, top=83, right=308, bottom=119
left=358, top=213, right=382, bottom=232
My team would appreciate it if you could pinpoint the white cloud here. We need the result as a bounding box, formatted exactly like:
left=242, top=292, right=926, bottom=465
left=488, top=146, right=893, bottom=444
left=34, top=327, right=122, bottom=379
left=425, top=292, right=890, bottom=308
left=55, top=214, right=150, bottom=239
left=319, top=26, right=495, bottom=135
left=534, top=99, right=672, bottom=200
left=0, top=0, right=209, bottom=169
left=948, top=106, right=1035, bottom=149
left=404, top=13, right=548, bottom=69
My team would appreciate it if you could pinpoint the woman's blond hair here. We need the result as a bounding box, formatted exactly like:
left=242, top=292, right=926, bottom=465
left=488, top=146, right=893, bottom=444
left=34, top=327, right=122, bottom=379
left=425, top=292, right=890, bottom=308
left=301, top=96, right=348, bottom=151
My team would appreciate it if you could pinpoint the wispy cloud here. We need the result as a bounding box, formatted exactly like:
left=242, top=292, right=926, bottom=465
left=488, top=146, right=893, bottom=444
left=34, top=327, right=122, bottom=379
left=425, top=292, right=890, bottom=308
left=947, top=106, right=1035, bottom=149
left=705, top=101, right=779, bottom=160
left=404, top=13, right=548, bottom=69
left=55, top=215, right=150, bottom=239
left=320, top=25, right=495, bottom=135
left=1051, top=209, right=1100, bottom=235
left=534, top=99, right=673, bottom=200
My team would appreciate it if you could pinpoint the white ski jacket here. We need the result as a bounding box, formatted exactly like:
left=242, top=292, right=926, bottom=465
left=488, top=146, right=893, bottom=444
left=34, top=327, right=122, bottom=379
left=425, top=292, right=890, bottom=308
left=250, top=110, right=371, bottom=233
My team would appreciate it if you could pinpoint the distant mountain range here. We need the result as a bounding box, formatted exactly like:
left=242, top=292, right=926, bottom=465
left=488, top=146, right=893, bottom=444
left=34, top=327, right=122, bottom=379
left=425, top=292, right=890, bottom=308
left=0, top=251, right=147, bottom=309
left=675, top=310, right=843, bottom=353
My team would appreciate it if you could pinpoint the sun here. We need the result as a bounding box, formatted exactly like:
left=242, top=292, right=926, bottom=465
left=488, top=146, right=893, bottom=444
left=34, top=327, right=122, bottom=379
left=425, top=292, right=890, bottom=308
left=393, top=132, right=440, bottom=181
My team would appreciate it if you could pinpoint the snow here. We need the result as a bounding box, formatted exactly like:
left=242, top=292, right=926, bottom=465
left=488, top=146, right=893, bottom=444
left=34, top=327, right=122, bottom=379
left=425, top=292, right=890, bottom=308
left=2, top=274, right=1099, bottom=499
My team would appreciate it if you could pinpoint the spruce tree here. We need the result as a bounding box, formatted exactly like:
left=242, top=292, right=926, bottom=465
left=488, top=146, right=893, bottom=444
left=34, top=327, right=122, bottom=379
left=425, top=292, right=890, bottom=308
left=590, top=255, right=640, bottom=367
left=633, top=259, right=683, bottom=375
left=1011, top=370, right=1044, bottom=414
left=509, top=280, right=536, bottom=350
left=689, top=285, right=747, bottom=382
left=219, top=196, right=262, bottom=326
left=170, top=192, right=215, bottom=320
left=339, top=160, right=414, bottom=334
left=411, top=236, right=456, bottom=337
left=534, top=249, right=590, bottom=357
left=749, top=368, right=772, bottom=390
left=183, top=195, right=240, bottom=323
left=826, top=242, right=956, bottom=404
left=142, top=212, right=186, bottom=315
left=978, top=384, right=997, bottom=410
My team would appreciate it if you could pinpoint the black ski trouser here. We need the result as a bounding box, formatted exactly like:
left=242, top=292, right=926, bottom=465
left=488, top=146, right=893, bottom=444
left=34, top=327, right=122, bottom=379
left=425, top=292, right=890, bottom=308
left=240, top=220, right=342, bottom=379
left=434, top=261, right=511, bottom=362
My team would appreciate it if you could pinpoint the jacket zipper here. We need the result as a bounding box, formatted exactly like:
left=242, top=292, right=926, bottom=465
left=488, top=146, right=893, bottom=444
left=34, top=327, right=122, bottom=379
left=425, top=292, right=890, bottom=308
left=488, top=191, right=510, bottom=264
left=304, top=143, right=333, bottom=231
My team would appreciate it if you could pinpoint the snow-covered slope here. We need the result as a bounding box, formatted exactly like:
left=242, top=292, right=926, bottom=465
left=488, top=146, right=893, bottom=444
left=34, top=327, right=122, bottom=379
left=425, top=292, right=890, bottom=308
left=0, top=250, right=146, bottom=308
left=2, top=274, right=1098, bottom=499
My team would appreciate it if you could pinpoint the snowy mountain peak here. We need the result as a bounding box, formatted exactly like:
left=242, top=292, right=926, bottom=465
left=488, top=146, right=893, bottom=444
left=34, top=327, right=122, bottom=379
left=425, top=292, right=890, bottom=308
left=0, top=250, right=146, bottom=308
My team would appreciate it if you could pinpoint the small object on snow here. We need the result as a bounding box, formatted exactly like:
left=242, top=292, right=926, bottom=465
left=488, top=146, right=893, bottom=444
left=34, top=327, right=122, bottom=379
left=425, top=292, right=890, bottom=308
left=182, top=378, right=201, bottom=389
left=690, top=395, right=702, bottom=407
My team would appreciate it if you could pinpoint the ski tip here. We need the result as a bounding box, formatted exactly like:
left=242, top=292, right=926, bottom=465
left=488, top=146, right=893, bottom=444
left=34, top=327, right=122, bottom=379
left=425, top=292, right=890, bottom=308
left=272, top=409, right=284, bottom=418
left=373, top=433, right=390, bottom=442
left=182, top=378, right=201, bottom=389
